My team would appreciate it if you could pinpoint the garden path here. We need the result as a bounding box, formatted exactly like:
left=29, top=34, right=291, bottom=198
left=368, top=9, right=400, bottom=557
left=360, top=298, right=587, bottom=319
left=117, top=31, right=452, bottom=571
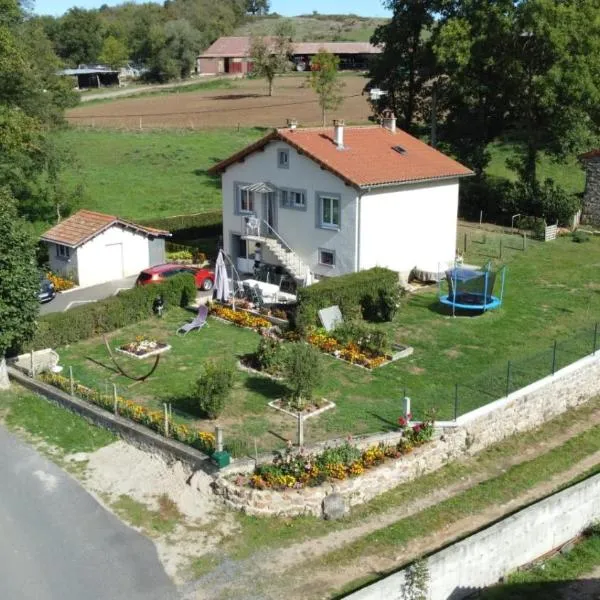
left=182, top=400, right=600, bottom=599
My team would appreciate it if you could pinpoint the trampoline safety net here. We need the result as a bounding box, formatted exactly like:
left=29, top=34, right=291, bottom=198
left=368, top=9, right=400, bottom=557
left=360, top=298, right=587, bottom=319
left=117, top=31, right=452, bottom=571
left=445, top=268, right=497, bottom=305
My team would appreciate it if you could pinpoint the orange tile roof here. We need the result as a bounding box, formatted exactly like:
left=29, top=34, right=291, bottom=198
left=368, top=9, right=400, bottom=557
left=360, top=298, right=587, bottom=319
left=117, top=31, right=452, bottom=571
left=40, top=210, right=170, bottom=248
left=208, top=125, right=473, bottom=188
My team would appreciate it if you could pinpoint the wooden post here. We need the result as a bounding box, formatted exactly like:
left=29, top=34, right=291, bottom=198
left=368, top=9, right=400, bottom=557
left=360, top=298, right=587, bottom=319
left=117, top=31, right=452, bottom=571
left=297, top=413, right=304, bottom=447
left=164, top=403, right=169, bottom=437
left=254, top=438, right=259, bottom=464
left=499, top=239, right=503, bottom=259
left=69, top=366, right=74, bottom=396
left=593, top=323, right=598, bottom=355
left=30, top=350, right=34, bottom=377
left=506, top=361, right=512, bottom=397
left=215, top=426, right=223, bottom=453
left=454, top=383, right=459, bottom=421
left=139, top=117, right=143, bottom=130
left=523, top=232, right=527, bottom=251
left=463, top=233, right=468, bottom=254
left=402, top=396, right=411, bottom=419
left=552, top=340, right=558, bottom=375
left=479, top=210, right=483, bottom=225
left=113, top=384, right=118, bottom=415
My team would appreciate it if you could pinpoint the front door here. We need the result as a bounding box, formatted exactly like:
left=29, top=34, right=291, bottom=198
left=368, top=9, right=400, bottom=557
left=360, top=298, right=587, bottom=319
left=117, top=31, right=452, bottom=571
left=263, top=192, right=277, bottom=232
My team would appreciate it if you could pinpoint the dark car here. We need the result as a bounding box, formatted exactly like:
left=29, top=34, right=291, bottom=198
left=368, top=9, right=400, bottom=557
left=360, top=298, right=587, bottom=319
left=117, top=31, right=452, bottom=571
left=136, top=264, right=215, bottom=291
left=38, top=276, right=56, bottom=303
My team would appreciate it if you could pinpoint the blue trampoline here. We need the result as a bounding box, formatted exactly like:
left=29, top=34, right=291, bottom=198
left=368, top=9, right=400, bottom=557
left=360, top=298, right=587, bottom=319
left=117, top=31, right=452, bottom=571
left=439, top=262, right=506, bottom=314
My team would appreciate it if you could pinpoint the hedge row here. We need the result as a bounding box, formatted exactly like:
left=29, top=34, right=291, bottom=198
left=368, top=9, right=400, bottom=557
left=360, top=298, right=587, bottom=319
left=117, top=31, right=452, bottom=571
left=142, top=210, right=222, bottom=243
left=295, top=267, right=401, bottom=332
left=26, top=274, right=197, bottom=351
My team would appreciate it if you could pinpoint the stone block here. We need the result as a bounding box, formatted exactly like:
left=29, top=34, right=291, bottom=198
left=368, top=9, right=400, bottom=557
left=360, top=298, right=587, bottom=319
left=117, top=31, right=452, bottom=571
left=322, top=493, right=348, bottom=520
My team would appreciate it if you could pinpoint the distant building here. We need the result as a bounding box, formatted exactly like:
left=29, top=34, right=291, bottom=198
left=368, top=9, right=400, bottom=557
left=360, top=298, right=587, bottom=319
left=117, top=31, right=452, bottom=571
left=59, top=65, right=120, bottom=89
left=197, top=36, right=381, bottom=75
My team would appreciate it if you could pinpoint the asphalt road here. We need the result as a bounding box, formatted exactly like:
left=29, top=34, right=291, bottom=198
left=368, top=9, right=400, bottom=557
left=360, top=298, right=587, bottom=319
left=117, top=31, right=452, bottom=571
left=40, top=276, right=137, bottom=315
left=0, top=425, right=179, bottom=600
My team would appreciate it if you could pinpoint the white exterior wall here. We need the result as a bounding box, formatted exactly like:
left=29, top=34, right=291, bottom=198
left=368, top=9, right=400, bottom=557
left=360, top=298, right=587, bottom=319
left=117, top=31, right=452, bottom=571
left=359, top=179, right=459, bottom=278
left=75, top=226, right=152, bottom=288
left=221, top=141, right=358, bottom=278
left=47, top=242, right=79, bottom=282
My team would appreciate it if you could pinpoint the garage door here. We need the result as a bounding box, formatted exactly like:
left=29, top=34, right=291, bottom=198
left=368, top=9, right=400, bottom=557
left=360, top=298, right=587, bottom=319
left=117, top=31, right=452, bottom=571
left=101, top=243, right=124, bottom=282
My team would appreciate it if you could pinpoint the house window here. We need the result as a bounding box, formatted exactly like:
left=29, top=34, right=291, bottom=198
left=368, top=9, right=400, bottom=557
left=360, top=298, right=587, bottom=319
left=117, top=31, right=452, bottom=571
left=280, top=188, right=307, bottom=211
left=319, top=249, right=336, bottom=267
left=278, top=149, right=289, bottom=169
left=320, top=195, right=340, bottom=229
left=240, top=188, right=254, bottom=213
left=56, top=244, right=70, bottom=259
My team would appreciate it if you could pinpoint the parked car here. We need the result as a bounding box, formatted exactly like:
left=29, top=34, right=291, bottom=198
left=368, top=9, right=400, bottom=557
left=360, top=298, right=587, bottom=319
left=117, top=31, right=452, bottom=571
left=136, top=264, right=215, bottom=291
left=38, top=276, right=56, bottom=303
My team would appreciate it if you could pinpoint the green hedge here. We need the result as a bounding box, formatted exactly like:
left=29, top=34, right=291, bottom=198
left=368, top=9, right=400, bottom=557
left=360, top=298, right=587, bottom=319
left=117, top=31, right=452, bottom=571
left=295, top=267, right=401, bottom=332
left=142, top=210, right=222, bottom=243
left=26, top=273, right=197, bottom=351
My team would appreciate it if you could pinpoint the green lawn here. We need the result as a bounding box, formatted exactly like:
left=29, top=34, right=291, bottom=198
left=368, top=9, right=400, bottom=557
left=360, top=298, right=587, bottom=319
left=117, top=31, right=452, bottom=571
left=55, top=127, right=265, bottom=221
left=55, top=232, right=600, bottom=453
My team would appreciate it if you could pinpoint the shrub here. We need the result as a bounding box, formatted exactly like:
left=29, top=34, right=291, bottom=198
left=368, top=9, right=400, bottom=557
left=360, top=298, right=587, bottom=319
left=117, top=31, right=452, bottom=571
left=24, top=273, right=196, bottom=351
left=331, top=321, right=391, bottom=356
left=142, top=210, right=222, bottom=243
left=195, top=360, right=235, bottom=419
left=295, top=267, right=400, bottom=332
left=255, top=337, right=287, bottom=374
left=572, top=230, right=591, bottom=243
left=283, top=343, right=323, bottom=406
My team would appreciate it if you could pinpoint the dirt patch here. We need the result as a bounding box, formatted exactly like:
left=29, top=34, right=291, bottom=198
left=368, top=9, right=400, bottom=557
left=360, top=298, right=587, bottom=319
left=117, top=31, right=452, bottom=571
left=65, top=75, right=370, bottom=130
left=78, top=441, right=237, bottom=582
left=407, top=365, right=426, bottom=375
left=444, top=348, right=462, bottom=359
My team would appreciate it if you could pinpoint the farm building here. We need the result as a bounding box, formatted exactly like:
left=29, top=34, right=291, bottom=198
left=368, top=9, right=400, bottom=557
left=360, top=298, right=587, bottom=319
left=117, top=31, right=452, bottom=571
left=209, top=115, right=473, bottom=284
left=41, top=210, right=170, bottom=288
left=59, top=66, right=120, bottom=89
left=197, top=36, right=381, bottom=75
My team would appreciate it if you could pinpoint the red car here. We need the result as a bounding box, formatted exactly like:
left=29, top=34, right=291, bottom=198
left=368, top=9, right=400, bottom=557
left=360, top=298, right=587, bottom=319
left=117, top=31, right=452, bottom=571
left=136, top=264, right=215, bottom=291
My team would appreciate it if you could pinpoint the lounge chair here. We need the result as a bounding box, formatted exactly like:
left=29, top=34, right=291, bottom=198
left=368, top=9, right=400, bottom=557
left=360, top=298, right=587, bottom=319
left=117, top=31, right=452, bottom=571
left=177, top=305, right=209, bottom=335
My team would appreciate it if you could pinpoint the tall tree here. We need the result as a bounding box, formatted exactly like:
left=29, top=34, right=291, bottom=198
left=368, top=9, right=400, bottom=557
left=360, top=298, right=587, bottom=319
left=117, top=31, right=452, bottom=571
left=308, top=49, right=345, bottom=126
left=55, top=8, right=104, bottom=66
left=250, top=22, right=293, bottom=96
left=245, top=0, right=270, bottom=15
left=368, top=0, right=440, bottom=133
left=0, top=189, right=39, bottom=389
left=99, top=35, right=129, bottom=69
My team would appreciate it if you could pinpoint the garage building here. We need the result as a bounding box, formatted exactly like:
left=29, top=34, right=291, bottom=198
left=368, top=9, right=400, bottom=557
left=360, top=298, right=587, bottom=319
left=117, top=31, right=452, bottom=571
left=41, top=210, right=171, bottom=288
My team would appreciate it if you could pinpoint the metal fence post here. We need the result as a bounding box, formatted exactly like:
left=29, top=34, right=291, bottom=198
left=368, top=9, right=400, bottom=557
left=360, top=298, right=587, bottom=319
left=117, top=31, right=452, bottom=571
left=454, top=384, right=459, bottom=421
left=552, top=340, right=558, bottom=375
left=594, top=323, right=598, bottom=356
left=163, top=403, right=169, bottom=437
left=506, top=361, right=512, bottom=397
left=69, top=366, right=74, bottom=396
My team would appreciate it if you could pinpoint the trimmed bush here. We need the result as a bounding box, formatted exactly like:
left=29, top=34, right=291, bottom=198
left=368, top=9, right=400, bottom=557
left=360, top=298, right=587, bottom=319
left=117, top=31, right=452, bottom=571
left=25, top=273, right=197, bottom=351
left=572, top=230, right=591, bottom=243
left=194, top=360, right=235, bottom=419
left=295, top=267, right=401, bottom=332
left=142, top=210, right=222, bottom=243
left=283, top=343, right=323, bottom=406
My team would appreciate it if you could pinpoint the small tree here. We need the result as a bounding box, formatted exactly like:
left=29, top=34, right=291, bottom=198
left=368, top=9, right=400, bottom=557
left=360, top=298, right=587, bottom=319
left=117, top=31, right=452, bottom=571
left=250, top=23, right=293, bottom=97
left=195, top=360, right=234, bottom=419
left=283, top=343, right=323, bottom=408
left=401, top=558, right=430, bottom=600
left=245, top=0, right=270, bottom=15
left=308, top=49, right=345, bottom=126
left=99, top=35, right=129, bottom=70
left=0, top=189, right=39, bottom=389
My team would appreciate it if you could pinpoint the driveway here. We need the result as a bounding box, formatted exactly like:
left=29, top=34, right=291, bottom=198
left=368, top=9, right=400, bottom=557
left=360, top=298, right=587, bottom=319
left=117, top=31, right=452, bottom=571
left=0, top=425, right=179, bottom=600
left=40, top=276, right=137, bottom=315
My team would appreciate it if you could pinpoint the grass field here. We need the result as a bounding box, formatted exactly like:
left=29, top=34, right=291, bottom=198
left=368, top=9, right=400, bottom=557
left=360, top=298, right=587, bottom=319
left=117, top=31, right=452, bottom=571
left=57, top=127, right=264, bottom=220
left=55, top=232, right=600, bottom=453
left=234, top=14, right=387, bottom=42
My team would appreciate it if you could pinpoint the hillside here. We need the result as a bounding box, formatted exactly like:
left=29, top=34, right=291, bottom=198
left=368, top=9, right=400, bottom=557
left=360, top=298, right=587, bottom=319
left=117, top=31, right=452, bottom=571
left=234, top=13, right=388, bottom=42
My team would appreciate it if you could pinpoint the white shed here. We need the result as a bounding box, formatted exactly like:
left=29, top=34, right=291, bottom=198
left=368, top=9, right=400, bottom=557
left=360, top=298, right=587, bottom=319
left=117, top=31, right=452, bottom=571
left=41, top=210, right=171, bottom=288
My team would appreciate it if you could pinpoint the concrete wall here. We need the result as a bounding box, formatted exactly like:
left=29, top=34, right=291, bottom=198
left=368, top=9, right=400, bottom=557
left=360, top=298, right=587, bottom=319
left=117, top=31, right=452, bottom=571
left=359, top=180, right=459, bottom=278
left=214, top=350, right=600, bottom=518
left=582, top=156, right=600, bottom=226
left=346, top=472, right=600, bottom=600
left=222, top=140, right=359, bottom=278
left=76, top=225, right=151, bottom=287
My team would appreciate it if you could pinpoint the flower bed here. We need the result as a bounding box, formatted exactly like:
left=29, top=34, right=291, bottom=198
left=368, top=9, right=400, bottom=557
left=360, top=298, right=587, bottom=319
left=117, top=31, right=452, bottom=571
left=39, top=372, right=216, bottom=455
left=268, top=398, right=335, bottom=419
left=306, top=331, right=389, bottom=369
left=209, top=304, right=271, bottom=330
left=117, top=336, right=170, bottom=359
left=46, top=271, right=76, bottom=292
left=244, top=416, right=434, bottom=491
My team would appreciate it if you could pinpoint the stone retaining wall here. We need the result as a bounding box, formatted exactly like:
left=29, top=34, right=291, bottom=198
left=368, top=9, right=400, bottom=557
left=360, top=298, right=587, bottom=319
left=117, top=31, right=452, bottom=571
left=582, top=155, right=600, bottom=226
left=213, top=351, right=600, bottom=518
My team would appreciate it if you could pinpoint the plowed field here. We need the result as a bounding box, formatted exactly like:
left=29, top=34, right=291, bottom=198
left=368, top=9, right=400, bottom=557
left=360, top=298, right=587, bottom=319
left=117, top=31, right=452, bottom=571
left=66, top=75, right=372, bottom=130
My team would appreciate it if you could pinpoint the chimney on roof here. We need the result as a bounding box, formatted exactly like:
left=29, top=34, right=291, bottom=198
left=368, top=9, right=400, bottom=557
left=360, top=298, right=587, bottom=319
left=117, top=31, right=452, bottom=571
left=381, top=109, right=397, bottom=134
left=287, top=118, right=298, bottom=131
left=333, top=119, right=345, bottom=149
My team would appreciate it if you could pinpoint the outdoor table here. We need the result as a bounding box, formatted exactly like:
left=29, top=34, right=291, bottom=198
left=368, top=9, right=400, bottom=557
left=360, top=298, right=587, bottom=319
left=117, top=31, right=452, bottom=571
left=242, top=278, right=280, bottom=300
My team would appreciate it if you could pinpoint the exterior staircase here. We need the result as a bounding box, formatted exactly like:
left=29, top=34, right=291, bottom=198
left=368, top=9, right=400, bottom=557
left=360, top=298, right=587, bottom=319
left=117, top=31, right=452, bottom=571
left=263, top=237, right=311, bottom=283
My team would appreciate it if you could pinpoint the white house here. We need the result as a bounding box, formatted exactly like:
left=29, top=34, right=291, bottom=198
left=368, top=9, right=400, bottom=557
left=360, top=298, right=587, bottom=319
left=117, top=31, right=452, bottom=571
left=208, top=116, right=473, bottom=284
left=41, top=210, right=170, bottom=288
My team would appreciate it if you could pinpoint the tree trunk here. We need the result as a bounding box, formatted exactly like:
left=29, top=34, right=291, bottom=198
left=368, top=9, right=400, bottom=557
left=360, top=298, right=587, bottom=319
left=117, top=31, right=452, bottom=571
left=268, top=77, right=274, bottom=97
left=322, top=106, right=326, bottom=127
left=0, top=357, right=10, bottom=390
